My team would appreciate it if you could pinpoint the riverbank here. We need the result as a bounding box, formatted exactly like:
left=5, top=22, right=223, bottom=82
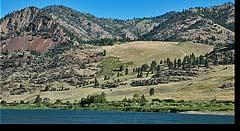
left=0, top=107, right=234, bottom=116
left=178, top=111, right=234, bottom=116
left=0, top=99, right=234, bottom=116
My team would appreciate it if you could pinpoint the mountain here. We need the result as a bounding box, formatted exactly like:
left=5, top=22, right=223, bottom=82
left=43, top=5, right=138, bottom=41
left=0, top=2, right=235, bottom=52
left=140, top=2, right=235, bottom=45
left=0, top=7, right=75, bottom=52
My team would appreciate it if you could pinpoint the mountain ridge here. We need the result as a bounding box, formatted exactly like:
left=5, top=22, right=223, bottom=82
left=0, top=2, right=235, bottom=52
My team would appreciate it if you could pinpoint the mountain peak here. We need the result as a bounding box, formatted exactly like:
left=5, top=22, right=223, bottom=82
left=24, top=6, right=39, bottom=10
left=0, top=3, right=235, bottom=52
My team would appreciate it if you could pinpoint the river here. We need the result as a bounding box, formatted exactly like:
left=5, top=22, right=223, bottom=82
left=0, top=109, right=234, bottom=124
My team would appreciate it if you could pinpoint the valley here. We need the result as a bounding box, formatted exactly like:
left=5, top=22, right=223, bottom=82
left=0, top=2, right=235, bottom=115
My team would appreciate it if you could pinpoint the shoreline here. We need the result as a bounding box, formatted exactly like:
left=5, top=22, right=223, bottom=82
left=0, top=107, right=234, bottom=116
left=177, top=111, right=234, bottom=116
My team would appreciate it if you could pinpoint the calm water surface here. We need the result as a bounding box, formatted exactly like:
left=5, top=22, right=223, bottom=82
left=0, top=109, right=234, bottom=124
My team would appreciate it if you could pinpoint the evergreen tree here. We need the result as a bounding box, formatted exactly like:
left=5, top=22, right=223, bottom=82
left=156, top=65, right=161, bottom=74
left=137, top=71, right=143, bottom=78
left=192, top=57, right=196, bottom=68
left=150, top=61, right=157, bottom=71
left=186, top=55, right=191, bottom=69
left=103, top=50, right=106, bottom=56
left=117, top=72, right=120, bottom=77
left=137, top=67, right=141, bottom=73
left=177, top=59, right=182, bottom=69
left=141, top=63, right=149, bottom=72
left=160, top=60, right=163, bottom=64
left=122, top=97, right=128, bottom=102
left=140, top=95, right=147, bottom=103
left=182, top=57, right=187, bottom=70
left=174, top=59, right=177, bottom=69
left=199, top=55, right=204, bottom=65
left=168, top=61, right=173, bottom=70
left=94, top=78, right=99, bottom=88
left=44, top=85, right=50, bottom=91
left=34, top=95, right=42, bottom=104
left=119, top=65, right=124, bottom=71
left=149, top=88, right=155, bottom=96
left=100, top=92, right=107, bottom=103
left=213, top=55, right=218, bottom=65
left=125, top=67, right=129, bottom=75
left=104, top=75, right=108, bottom=80
left=1, top=100, right=7, bottom=105
left=166, top=58, right=170, bottom=64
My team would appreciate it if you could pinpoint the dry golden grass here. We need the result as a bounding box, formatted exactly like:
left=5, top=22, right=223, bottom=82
left=2, top=41, right=233, bottom=103
left=99, top=41, right=213, bottom=67
left=4, top=65, right=234, bottom=103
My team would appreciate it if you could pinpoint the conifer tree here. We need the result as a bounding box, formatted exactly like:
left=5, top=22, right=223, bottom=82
left=213, top=55, right=218, bottom=65
left=160, top=60, right=163, bottom=64
left=125, top=67, right=129, bottom=75
left=94, top=78, right=99, bottom=88
left=117, top=72, right=120, bottom=77
left=156, top=65, right=161, bottom=74
left=149, top=88, right=155, bottom=96
left=150, top=61, right=157, bottom=71
left=140, top=95, right=147, bottom=103
left=166, top=58, right=170, bottom=65
left=182, top=57, right=186, bottom=70
left=174, top=59, right=177, bottom=69
left=177, top=58, right=181, bottom=69
left=120, top=65, right=124, bottom=71
left=199, top=55, right=204, bottom=65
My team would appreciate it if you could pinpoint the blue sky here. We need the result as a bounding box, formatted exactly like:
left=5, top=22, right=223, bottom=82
left=1, top=0, right=235, bottom=19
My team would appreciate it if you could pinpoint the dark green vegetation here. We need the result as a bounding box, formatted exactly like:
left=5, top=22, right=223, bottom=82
left=0, top=94, right=234, bottom=113
left=130, top=47, right=234, bottom=87
left=99, top=57, right=132, bottom=77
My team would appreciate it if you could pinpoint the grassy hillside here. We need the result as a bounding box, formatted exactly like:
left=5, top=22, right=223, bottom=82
left=99, top=41, right=213, bottom=67
left=2, top=65, right=234, bottom=103
left=3, top=41, right=234, bottom=103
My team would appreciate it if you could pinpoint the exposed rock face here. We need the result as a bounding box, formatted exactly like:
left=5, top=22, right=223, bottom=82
left=0, top=7, right=70, bottom=52
left=0, top=3, right=235, bottom=52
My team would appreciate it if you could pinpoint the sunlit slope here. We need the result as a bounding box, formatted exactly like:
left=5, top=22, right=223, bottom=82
left=3, top=65, right=234, bottom=102
left=99, top=41, right=214, bottom=66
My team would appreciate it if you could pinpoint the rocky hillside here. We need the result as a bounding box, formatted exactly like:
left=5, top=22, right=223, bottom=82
left=0, top=7, right=76, bottom=52
left=43, top=5, right=138, bottom=41
left=0, top=2, right=235, bottom=52
left=139, top=2, right=235, bottom=45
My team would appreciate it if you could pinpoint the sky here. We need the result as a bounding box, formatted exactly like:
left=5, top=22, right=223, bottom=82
left=0, top=0, right=235, bottom=19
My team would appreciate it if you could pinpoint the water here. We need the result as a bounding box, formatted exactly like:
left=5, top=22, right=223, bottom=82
left=0, top=109, right=234, bottom=124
